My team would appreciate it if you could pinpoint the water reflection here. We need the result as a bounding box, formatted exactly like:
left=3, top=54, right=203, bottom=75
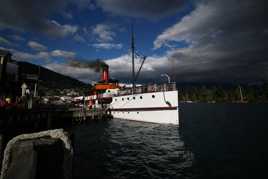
left=73, top=119, right=197, bottom=179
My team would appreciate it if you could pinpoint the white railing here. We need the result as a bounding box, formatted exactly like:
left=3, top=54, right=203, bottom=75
left=117, top=83, right=176, bottom=96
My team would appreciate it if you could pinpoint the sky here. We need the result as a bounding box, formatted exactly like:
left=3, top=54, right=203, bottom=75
left=0, top=0, right=267, bottom=84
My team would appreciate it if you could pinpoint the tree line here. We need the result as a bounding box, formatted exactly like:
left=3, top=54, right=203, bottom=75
left=177, top=84, right=268, bottom=103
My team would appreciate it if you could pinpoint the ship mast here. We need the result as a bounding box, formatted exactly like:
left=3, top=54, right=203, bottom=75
left=131, top=25, right=135, bottom=94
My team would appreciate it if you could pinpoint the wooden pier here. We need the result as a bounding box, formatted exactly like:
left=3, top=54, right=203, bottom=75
left=0, top=106, right=112, bottom=138
left=70, top=107, right=112, bottom=123
left=0, top=106, right=112, bottom=178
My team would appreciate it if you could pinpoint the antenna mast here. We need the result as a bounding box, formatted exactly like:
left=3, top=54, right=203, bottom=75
left=131, top=25, right=135, bottom=94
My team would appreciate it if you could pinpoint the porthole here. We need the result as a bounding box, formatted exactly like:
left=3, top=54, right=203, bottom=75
left=137, top=112, right=139, bottom=114
left=127, top=97, right=129, bottom=100
left=115, top=99, right=117, bottom=101
left=152, top=95, right=155, bottom=98
left=122, top=98, right=124, bottom=101
left=133, top=97, right=136, bottom=100
left=140, top=96, right=143, bottom=99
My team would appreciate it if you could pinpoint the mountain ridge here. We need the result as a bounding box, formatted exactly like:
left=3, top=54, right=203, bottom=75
left=18, top=61, right=89, bottom=95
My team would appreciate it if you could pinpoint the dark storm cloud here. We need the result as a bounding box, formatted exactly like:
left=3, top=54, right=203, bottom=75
left=0, top=0, right=81, bottom=37
left=105, top=0, right=268, bottom=84
left=96, top=0, right=186, bottom=19
left=154, top=0, right=268, bottom=83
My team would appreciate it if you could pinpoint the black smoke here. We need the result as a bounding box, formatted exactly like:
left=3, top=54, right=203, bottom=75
left=69, top=59, right=108, bottom=72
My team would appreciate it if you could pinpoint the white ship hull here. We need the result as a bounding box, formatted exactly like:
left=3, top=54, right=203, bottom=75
left=109, top=90, right=179, bottom=125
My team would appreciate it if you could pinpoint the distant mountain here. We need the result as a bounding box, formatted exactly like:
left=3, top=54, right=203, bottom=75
left=18, top=61, right=89, bottom=95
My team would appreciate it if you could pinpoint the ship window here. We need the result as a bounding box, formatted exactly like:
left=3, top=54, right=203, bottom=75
left=115, top=99, right=117, bottom=101
left=107, top=90, right=110, bottom=92
left=140, top=96, right=143, bottom=99
left=152, top=95, right=155, bottom=98
left=133, top=97, right=136, bottom=100
left=127, top=97, right=129, bottom=100
left=137, top=112, right=139, bottom=114
left=122, top=98, right=124, bottom=101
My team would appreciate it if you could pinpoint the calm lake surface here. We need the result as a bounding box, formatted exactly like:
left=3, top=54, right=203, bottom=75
left=73, top=103, right=268, bottom=179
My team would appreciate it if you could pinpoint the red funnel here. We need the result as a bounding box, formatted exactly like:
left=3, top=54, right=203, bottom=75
left=101, top=66, right=109, bottom=82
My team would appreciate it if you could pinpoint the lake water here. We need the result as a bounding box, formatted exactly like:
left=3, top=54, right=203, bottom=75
left=73, top=103, right=268, bottom=179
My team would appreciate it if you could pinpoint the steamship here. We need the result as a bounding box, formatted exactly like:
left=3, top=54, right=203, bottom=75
left=85, top=31, right=179, bottom=125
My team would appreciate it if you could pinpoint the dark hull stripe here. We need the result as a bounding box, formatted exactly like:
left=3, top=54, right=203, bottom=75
left=110, top=106, right=178, bottom=111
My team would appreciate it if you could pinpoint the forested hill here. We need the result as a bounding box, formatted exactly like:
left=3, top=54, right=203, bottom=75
left=18, top=61, right=88, bottom=90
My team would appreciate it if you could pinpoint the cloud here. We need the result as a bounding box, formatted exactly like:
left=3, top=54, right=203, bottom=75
left=0, top=47, right=44, bottom=61
left=91, top=43, right=123, bottom=50
left=0, top=0, right=79, bottom=37
left=73, top=0, right=93, bottom=10
left=155, top=0, right=267, bottom=49
left=44, top=20, right=78, bottom=37
left=44, top=62, right=99, bottom=83
left=51, top=50, right=76, bottom=59
left=153, top=0, right=268, bottom=83
left=0, top=46, right=36, bottom=61
left=61, top=12, right=73, bottom=19
left=39, top=55, right=130, bottom=82
left=73, top=34, right=86, bottom=43
left=56, top=0, right=265, bottom=84
left=28, top=41, right=47, bottom=51
left=92, top=24, right=116, bottom=42
left=0, top=46, right=76, bottom=61
left=105, top=54, right=171, bottom=83
left=36, top=51, right=51, bottom=60
left=12, top=52, right=36, bottom=61
left=40, top=54, right=170, bottom=83
left=10, top=35, right=25, bottom=42
left=96, top=0, right=186, bottom=20
left=0, top=36, right=12, bottom=45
